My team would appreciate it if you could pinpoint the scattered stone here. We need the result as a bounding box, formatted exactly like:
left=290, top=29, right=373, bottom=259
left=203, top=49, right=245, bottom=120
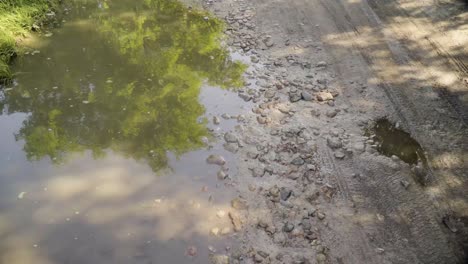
left=254, top=254, right=264, bottom=263
left=229, top=211, right=243, bottom=231
left=316, top=92, right=334, bottom=101
left=220, top=227, right=231, bottom=235
left=400, top=180, right=410, bottom=189
left=291, top=157, right=305, bottom=165
left=221, top=113, right=231, bottom=119
left=316, top=253, right=327, bottom=263
left=283, top=222, right=295, bottom=232
left=264, top=90, right=276, bottom=98
left=317, top=212, right=326, bottom=220
left=251, top=167, right=265, bottom=177
left=213, top=116, right=220, bottom=125
left=231, top=198, right=248, bottom=210
left=334, top=151, right=346, bottom=159
left=217, top=170, right=228, bottom=180
left=280, top=188, right=292, bottom=201
left=224, top=132, right=238, bottom=143
left=207, top=155, right=226, bottom=165
left=326, top=110, right=338, bottom=118
left=269, top=185, right=280, bottom=197
left=289, top=92, right=302, bottom=102
left=327, top=137, right=342, bottom=149
left=210, top=227, right=220, bottom=236
left=224, top=143, right=239, bottom=153
left=316, top=61, right=327, bottom=67
left=301, top=91, right=313, bottom=101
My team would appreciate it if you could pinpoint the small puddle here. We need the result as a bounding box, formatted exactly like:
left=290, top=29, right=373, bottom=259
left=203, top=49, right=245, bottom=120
left=0, top=0, right=247, bottom=263
left=366, top=118, right=427, bottom=165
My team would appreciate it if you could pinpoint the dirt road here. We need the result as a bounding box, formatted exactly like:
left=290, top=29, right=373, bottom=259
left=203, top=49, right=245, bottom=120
left=204, top=0, right=468, bottom=263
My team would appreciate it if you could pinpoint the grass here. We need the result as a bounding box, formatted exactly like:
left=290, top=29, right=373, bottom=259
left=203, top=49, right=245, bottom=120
left=0, top=0, right=59, bottom=80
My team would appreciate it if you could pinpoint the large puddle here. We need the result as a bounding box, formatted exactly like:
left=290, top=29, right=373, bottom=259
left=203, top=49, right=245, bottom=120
left=0, top=0, right=247, bottom=263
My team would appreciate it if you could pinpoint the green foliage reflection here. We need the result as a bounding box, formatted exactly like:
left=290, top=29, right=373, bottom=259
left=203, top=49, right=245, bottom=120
left=0, top=0, right=245, bottom=171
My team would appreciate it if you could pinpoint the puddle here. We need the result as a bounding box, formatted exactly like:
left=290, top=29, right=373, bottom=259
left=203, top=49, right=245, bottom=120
left=366, top=118, right=427, bottom=165
left=0, top=0, right=247, bottom=263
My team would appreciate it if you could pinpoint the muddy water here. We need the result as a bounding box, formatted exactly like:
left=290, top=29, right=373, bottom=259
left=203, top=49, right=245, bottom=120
left=367, top=119, right=426, bottom=165
left=0, top=0, right=247, bottom=263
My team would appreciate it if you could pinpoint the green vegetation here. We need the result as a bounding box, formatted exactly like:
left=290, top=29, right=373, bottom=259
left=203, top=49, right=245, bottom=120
left=0, top=0, right=245, bottom=172
left=0, top=0, right=58, bottom=80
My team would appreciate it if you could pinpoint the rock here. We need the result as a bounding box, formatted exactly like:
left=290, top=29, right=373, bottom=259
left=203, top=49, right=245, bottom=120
left=334, top=151, right=345, bottom=159
left=353, top=142, right=365, bottom=153
left=269, top=185, right=280, bottom=197
left=400, top=180, right=410, bottom=189
left=217, top=210, right=226, bottom=218
left=258, top=251, right=269, bottom=258
left=220, top=227, right=231, bottom=235
left=251, top=167, right=265, bottom=177
left=221, top=113, right=231, bottom=119
left=229, top=211, right=243, bottom=231
left=317, top=212, right=326, bottom=220
left=327, top=137, right=342, bottom=149
left=254, top=254, right=263, bottom=263
left=283, top=222, right=294, bottom=232
left=231, top=198, right=248, bottom=210
left=316, top=92, right=334, bottom=101
left=289, top=92, right=302, bottom=102
left=217, top=170, right=228, bottom=180
left=280, top=188, right=292, bottom=201
left=224, top=143, right=239, bottom=153
left=207, top=155, right=226, bottom=165
left=301, top=91, right=313, bottom=101
left=326, top=110, right=338, bottom=118
left=210, top=227, right=220, bottom=236
left=210, top=254, right=229, bottom=264
left=291, top=157, right=305, bottom=165
left=213, top=116, right=221, bottom=125
left=224, top=132, right=238, bottom=143
left=264, top=90, right=276, bottom=98
left=239, top=93, right=252, bottom=102
left=316, top=253, right=327, bottom=263
left=316, top=61, right=327, bottom=67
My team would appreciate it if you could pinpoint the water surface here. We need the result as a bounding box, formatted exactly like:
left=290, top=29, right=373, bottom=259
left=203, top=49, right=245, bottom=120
left=0, top=0, right=246, bottom=263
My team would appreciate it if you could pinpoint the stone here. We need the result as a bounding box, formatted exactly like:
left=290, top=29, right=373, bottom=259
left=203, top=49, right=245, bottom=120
left=213, top=116, right=221, bottom=125
left=291, top=157, right=305, bottom=165
left=258, top=251, right=269, bottom=258
left=353, top=142, right=365, bottom=153
left=217, top=170, right=228, bottom=180
left=210, top=227, right=220, bottom=236
left=327, top=137, right=342, bottom=149
left=316, top=92, right=334, bottom=101
left=269, top=185, right=280, bottom=197
left=316, top=61, right=327, bottom=67
left=280, top=188, right=292, bottom=201
left=224, top=132, right=238, bottom=143
left=289, top=92, right=302, bottom=102
left=224, top=143, right=239, bottom=153
left=334, top=151, right=346, bottom=159
left=220, top=227, right=231, bottom=235
left=251, top=167, right=265, bottom=177
left=254, top=254, right=264, bottom=263
left=301, top=91, right=313, bottom=101
left=283, top=222, right=294, bottom=232
left=229, top=211, right=243, bottom=231
left=326, top=110, right=338, bottom=118
left=400, top=180, right=410, bottom=189
left=264, top=90, right=276, bottom=98
left=207, top=155, right=226, bottom=165
left=210, top=254, right=229, bottom=264
left=317, top=212, right=326, bottom=220
left=239, top=93, right=252, bottom=102
left=231, top=198, right=248, bottom=210
left=316, top=253, right=327, bottom=263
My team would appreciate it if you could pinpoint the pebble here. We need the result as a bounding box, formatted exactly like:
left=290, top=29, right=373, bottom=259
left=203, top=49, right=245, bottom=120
left=229, top=211, right=243, bottom=231
left=327, top=137, right=342, bottom=149
left=301, top=91, right=313, bottom=101
left=213, top=116, right=221, bottom=125
left=280, top=188, right=292, bottom=201
left=224, top=132, right=238, bottom=143
left=334, top=151, right=346, bottom=159
left=316, top=92, right=334, bottom=101
left=231, top=198, right=248, bottom=210
left=217, top=170, right=228, bottom=180
left=206, top=155, right=226, bottom=165
left=289, top=92, right=302, bottom=102
left=251, top=167, right=265, bottom=177
left=291, top=157, right=305, bottom=165
left=283, top=222, right=295, bottom=232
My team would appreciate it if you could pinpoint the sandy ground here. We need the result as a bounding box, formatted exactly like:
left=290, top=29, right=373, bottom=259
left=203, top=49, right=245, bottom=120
left=203, top=0, right=468, bottom=263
